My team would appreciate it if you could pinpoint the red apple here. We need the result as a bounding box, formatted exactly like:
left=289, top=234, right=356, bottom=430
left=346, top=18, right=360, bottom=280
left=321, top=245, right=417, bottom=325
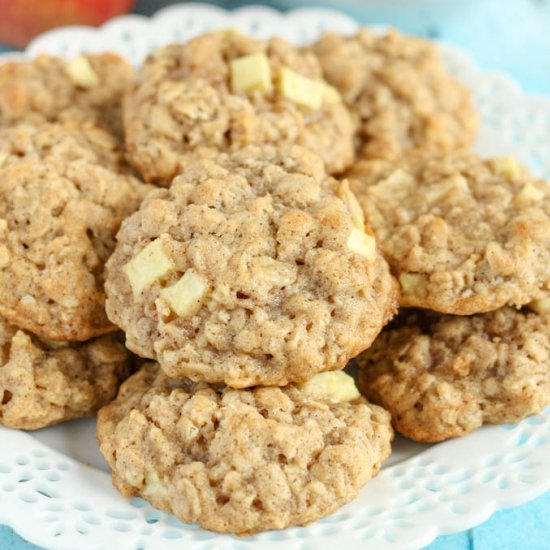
left=0, top=0, right=136, bottom=48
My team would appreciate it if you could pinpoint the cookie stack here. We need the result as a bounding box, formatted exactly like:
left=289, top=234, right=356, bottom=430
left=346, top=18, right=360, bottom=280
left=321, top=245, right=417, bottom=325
left=1, top=25, right=547, bottom=536
left=349, top=154, right=550, bottom=442
left=0, top=54, right=149, bottom=429
left=98, top=31, right=401, bottom=534
left=314, top=29, right=549, bottom=444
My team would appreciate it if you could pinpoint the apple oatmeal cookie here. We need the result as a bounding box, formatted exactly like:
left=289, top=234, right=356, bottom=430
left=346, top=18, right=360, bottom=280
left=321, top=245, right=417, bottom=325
left=357, top=307, right=550, bottom=442
left=0, top=158, right=150, bottom=341
left=349, top=153, right=550, bottom=314
left=0, top=120, right=127, bottom=173
left=105, top=145, right=397, bottom=387
left=97, top=362, right=393, bottom=534
left=123, top=31, right=354, bottom=185
left=0, top=316, right=130, bottom=430
left=0, top=53, right=135, bottom=138
left=312, top=29, right=478, bottom=160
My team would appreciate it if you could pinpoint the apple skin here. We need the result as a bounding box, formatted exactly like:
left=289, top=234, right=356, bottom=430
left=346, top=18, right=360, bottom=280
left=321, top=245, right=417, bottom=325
left=0, top=0, right=136, bottom=48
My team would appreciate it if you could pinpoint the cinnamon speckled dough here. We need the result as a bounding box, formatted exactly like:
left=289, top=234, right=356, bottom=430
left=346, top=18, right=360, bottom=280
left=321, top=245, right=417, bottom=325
left=350, top=153, right=550, bottom=314
left=0, top=53, right=135, bottom=138
left=105, top=145, right=398, bottom=387
left=0, top=159, right=151, bottom=341
left=357, top=308, right=550, bottom=442
left=0, top=316, right=130, bottom=430
left=97, top=362, right=393, bottom=534
left=124, top=31, right=355, bottom=184
left=0, top=121, right=126, bottom=173
left=312, top=29, right=478, bottom=160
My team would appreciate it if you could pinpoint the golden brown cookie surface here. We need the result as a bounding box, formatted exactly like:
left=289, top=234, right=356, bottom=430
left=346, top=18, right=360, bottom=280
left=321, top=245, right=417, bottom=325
left=0, top=120, right=127, bottom=172
left=0, top=158, right=150, bottom=341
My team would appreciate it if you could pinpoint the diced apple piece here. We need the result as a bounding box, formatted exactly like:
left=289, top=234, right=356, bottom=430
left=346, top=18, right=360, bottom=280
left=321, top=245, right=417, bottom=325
left=65, top=55, right=100, bottom=88
left=142, top=471, right=169, bottom=500
left=347, top=228, right=377, bottom=260
left=0, top=152, right=7, bottom=169
left=515, top=183, right=546, bottom=205
left=529, top=298, right=550, bottom=314
left=218, top=27, right=242, bottom=36
left=278, top=67, right=324, bottom=110
left=230, top=52, right=272, bottom=94
left=322, top=82, right=341, bottom=104
left=492, top=157, right=520, bottom=180
left=338, top=180, right=365, bottom=230
left=123, top=238, right=175, bottom=296
left=422, top=175, right=468, bottom=203
left=399, top=273, right=427, bottom=299
left=252, top=257, right=298, bottom=287
left=160, top=269, right=209, bottom=318
left=371, top=169, right=415, bottom=198
left=297, top=371, right=360, bottom=403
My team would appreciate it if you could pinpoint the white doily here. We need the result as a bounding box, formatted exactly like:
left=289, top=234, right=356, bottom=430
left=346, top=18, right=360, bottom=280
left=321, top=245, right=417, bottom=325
left=0, top=4, right=549, bottom=550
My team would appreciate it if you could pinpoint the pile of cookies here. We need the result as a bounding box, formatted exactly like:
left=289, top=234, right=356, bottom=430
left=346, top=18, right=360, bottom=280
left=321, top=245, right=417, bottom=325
left=0, top=54, right=149, bottom=429
left=0, top=27, right=548, bottom=535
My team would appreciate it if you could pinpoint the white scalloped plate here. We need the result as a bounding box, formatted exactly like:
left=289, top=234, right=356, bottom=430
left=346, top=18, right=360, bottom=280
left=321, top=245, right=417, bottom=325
left=1, top=4, right=550, bottom=550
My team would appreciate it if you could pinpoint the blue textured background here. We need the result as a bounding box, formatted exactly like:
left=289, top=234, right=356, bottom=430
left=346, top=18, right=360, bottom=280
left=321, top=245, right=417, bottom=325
left=1, top=1, right=549, bottom=548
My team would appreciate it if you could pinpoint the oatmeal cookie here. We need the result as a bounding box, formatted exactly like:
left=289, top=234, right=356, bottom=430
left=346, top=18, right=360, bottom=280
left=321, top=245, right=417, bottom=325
left=123, top=31, right=354, bottom=184
left=0, top=158, right=150, bottom=341
left=357, top=307, right=550, bottom=442
left=97, top=362, right=393, bottom=534
left=0, top=53, right=135, bottom=138
left=0, top=316, right=130, bottom=430
left=105, top=145, right=397, bottom=387
left=350, top=153, right=550, bottom=314
left=0, top=121, right=126, bottom=173
left=312, top=29, right=478, bottom=160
